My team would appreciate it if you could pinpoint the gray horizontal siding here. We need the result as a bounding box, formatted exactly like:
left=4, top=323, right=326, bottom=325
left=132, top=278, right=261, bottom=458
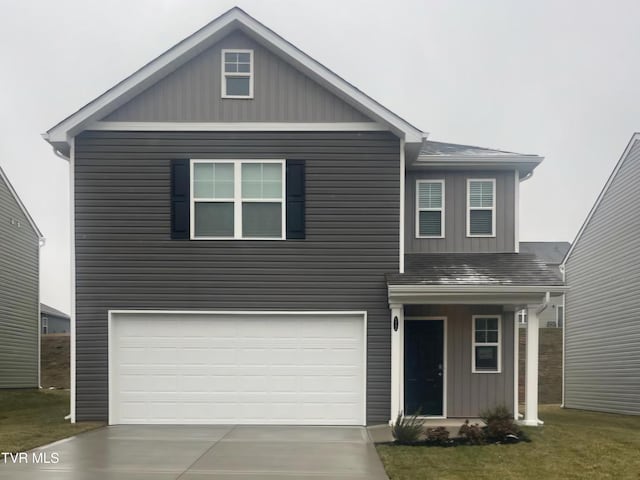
left=405, top=170, right=516, bottom=253
left=74, top=130, right=400, bottom=424
left=103, top=30, right=371, bottom=123
left=564, top=139, right=640, bottom=415
left=0, top=174, right=39, bottom=388
left=404, top=305, right=514, bottom=417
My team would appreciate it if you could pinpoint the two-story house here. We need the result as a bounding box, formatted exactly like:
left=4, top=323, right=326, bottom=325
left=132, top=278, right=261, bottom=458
left=0, top=166, right=43, bottom=389
left=43, top=7, right=563, bottom=427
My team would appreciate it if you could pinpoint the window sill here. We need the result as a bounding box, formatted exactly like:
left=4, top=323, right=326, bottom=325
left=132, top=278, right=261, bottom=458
left=221, top=95, right=254, bottom=99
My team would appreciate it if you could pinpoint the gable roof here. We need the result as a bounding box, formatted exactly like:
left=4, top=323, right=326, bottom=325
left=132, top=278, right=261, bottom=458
left=563, top=132, right=640, bottom=266
left=42, top=7, right=424, bottom=156
left=0, top=166, right=43, bottom=239
left=415, top=140, right=543, bottom=177
left=40, top=303, right=70, bottom=320
left=519, top=242, right=571, bottom=265
left=387, top=253, right=564, bottom=287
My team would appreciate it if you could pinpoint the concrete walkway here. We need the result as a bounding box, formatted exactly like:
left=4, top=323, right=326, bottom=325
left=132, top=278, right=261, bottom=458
left=0, top=425, right=389, bottom=479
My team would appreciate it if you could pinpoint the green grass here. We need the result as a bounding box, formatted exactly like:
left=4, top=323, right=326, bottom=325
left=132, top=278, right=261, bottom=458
left=377, top=405, right=640, bottom=480
left=0, top=389, right=103, bottom=453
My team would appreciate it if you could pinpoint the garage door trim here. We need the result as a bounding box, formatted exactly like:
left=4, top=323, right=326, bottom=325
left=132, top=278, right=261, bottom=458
left=107, top=310, right=367, bottom=425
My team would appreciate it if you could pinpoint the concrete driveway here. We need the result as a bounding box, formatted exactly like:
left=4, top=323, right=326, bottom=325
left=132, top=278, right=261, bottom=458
left=0, top=425, right=389, bottom=479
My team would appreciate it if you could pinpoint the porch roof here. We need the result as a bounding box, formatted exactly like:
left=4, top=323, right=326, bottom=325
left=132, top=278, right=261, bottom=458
left=388, top=253, right=563, bottom=287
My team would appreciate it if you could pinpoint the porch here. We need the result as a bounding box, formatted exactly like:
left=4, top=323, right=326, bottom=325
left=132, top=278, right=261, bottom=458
left=386, top=253, right=567, bottom=427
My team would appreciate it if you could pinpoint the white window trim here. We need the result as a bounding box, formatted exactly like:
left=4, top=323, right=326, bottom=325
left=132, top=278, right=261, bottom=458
left=190, top=159, right=286, bottom=240
left=415, top=179, right=445, bottom=239
left=221, top=49, right=254, bottom=99
left=466, top=178, right=496, bottom=238
left=472, top=314, right=502, bottom=374
left=518, top=309, right=528, bottom=324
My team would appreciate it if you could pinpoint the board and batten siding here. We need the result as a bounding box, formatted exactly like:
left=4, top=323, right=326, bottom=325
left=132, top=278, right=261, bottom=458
left=0, top=173, right=39, bottom=388
left=405, top=170, right=516, bottom=253
left=74, top=130, right=399, bottom=424
left=404, top=305, right=513, bottom=417
left=103, top=30, right=371, bottom=123
left=565, top=138, right=640, bottom=415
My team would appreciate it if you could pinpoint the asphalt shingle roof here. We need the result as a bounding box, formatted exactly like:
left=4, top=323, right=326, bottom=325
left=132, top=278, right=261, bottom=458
left=519, top=242, right=571, bottom=265
left=419, top=141, right=537, bottom=158
left=387, top=253, right=564, bottom=286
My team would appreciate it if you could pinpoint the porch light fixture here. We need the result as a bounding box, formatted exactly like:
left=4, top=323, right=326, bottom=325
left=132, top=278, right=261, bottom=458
left=393, top=316, right=399, bottom=331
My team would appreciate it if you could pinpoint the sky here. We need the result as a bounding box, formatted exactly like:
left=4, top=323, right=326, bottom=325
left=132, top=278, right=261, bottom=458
left=1, top=0, right=639, bottom=314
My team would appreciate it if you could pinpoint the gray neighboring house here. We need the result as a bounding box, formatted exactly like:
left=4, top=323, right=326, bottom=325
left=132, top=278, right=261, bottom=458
left=517, top=242, right=570, bottom=328
left=41, top=303, right=70, bottom=334
left=42, top=7, right=564, bottom=426
left=563, top=133, right=640, bottom=416
left=0, top=166, right=43, bottom=389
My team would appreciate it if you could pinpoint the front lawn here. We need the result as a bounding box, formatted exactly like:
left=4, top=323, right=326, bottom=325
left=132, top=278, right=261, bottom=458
left=377, top=405, right=640, bottom=480
left=0, top=389, right=103, bottom=453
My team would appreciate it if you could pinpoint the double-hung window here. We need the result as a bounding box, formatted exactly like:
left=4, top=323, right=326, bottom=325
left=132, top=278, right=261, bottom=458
left=467, top=179, right=496, bottom=237
left=416, top=180, right=444, bottom=238
left=191, top=160, right=285, bottom=239
left=222, top=49, right=253, bottom=98
left=472, top=315, right=501, bottom=373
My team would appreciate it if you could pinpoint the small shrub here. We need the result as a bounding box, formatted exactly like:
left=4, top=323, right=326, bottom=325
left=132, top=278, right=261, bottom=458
left=391, top=411, right=424, bottom=444
left=458, top=420, right=485, bottom=445
left=425, top=426, right=450, bottom=445
left=480, top=405, right=523, bottom=442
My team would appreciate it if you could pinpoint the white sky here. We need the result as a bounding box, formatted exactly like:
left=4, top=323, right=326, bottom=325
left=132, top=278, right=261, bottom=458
left=1, top=0, right=639, bottom=314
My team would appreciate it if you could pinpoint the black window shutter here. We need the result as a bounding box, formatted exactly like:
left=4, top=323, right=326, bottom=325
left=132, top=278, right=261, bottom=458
left=286, top=160, right=305, bottom=239
left=170, top=159, right=190, bottom=239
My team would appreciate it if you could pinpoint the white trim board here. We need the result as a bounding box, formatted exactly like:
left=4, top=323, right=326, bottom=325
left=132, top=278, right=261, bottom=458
left=86, top=121, right=388, bottom=132
left=562, top=132, right=640, bottom=266
left=42, top=7, right=423, bottom=153
left=107, top=309, right=367, bottom=426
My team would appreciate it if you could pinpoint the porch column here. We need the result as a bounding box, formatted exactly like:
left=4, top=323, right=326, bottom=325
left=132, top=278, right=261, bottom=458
left=523, top=305, right=540, bottom=426
left=390, top=303, right=403, bottom=423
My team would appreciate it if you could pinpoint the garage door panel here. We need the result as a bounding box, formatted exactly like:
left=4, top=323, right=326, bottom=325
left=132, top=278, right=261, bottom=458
left=110, top=312, right=365, bottom=425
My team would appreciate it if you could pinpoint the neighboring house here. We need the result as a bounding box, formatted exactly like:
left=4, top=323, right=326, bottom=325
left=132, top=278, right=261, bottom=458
left=43, top=7, right=564, bottom=426
left=41, top=303, right=70, bottom=334
left=0, top=166, right=43, bottom=388
left=562, top=133, right=640, bottom=416
left=517, top=242, right=570, bottom=328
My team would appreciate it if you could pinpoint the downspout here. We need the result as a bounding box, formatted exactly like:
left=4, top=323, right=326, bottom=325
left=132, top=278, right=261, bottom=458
left=536, top=292, right=551, bottom=316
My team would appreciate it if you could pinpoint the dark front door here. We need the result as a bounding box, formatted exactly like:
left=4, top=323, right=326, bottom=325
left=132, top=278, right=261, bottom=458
left=404, top=320, right=444, bottom=416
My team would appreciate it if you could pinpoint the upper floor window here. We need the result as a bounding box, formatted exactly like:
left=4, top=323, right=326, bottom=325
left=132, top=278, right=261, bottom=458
left=416, top=180, right=444, bottom=238
left=221, top=49, right=253, bottom=98
left=467, top=179, right=496, bottom=237
left=472, top=315, right=501, bottom=373
left=191, top=159, right=284, bottom=239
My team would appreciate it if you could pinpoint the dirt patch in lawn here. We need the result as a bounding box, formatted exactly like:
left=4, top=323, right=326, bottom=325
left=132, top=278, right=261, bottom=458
left=41, top=334, right=70, bottom=389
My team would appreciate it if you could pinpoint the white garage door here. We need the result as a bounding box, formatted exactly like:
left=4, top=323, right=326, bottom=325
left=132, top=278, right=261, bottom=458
left=109, top=311, right=366, bottom=425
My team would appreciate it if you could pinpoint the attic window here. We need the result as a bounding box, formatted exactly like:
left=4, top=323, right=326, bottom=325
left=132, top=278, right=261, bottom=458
left=222, top=49, right=253, bottom=98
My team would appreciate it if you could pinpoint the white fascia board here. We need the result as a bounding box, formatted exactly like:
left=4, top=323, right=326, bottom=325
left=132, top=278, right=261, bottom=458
left=389, top=284, right=567, bottom=294
left=0, top=166, right=44, bottom=239
left=44, top=8, right=423, bottom=148
left=87, top=121, right=388, bottom=132
left=562, top=132, right=640, bottom=267
left=388, top=284, right=567, bottom=305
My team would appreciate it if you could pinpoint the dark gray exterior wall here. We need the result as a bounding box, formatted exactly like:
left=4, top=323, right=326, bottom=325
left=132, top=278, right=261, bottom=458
left=564, top=138, right=640, bottom=415
left=42, top=314, right=70, bottom=334
left=0, top=173, right=39, bottom=388
left=405, top=170, right=517, bottom=253
left=74, top=130, right=399, bottom=424
left=103, top=31, right=371, bottom=123
left=404, top=305, right=514, bottom=417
